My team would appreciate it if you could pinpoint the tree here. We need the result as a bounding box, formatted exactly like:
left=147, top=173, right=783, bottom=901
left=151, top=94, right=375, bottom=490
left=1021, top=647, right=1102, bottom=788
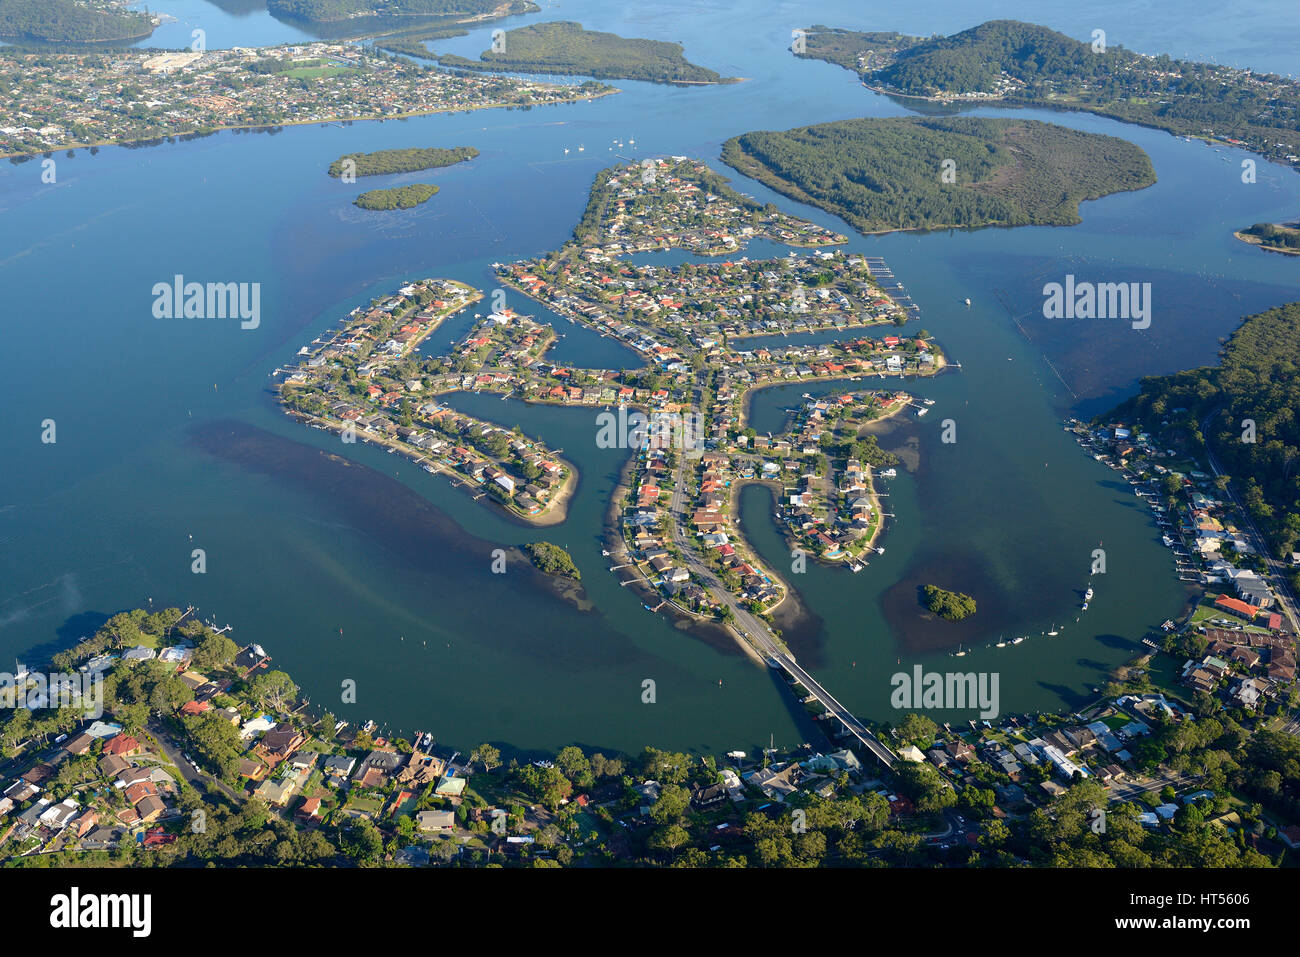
left=471, top=743, right=502, bottom=773
left=896, top=713, right=938, bottom=748
left=247, top=671, right=297, bottom=712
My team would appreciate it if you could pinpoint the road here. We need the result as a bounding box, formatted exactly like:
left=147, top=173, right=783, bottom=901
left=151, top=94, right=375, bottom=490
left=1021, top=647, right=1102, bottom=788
left=665, top=423, right=897, bottom=769
left=146, top=720, right=240, bottom=802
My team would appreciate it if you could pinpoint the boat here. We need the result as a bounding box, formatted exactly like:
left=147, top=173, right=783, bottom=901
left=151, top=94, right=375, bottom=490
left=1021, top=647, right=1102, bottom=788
left=879, top=467, right=897, bottom=478
left=953, top=644, right=966, bottom=657
left=1084, top=587, right=1094, bottom=601
left=423, top=465, right=436, bottom=473
left=916, top=407, right=929, bottom=417
left=1081, top=602, right=1089, bottom=611
left=1011, top=636, right=1025, bottom=644
left=1047, top=624, right=1060, bottom=636
left=964, top=298, right=971, bottom=306
left=875, top=546, right=885, bottom=554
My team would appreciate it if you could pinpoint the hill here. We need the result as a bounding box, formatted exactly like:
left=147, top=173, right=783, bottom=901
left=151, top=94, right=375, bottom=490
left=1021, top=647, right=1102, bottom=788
left=794, top=19, right=1300, bottom=172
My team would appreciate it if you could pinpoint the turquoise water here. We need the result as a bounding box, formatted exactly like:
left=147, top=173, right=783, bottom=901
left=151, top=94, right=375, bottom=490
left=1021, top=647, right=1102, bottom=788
left=1, top=0, right=1298, bottom=753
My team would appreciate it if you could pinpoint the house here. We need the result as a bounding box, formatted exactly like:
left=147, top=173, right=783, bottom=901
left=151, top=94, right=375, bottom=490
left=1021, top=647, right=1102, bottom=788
left=103, top=734, right=141, bottom=757
left=296, top=796, right=324, bottom=824
left=691, top=783, right=728, bottom=809
left=255, top=777, right=297, bottom=807
left=135, top=795, right=166, bottom=824
left=417, top=809, right=456, bottom=832
left=255, top=723, right=305, bottom=765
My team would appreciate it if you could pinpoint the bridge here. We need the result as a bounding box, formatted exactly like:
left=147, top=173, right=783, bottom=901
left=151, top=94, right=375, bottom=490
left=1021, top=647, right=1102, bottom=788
left=765, top=651, right=898, bottom=770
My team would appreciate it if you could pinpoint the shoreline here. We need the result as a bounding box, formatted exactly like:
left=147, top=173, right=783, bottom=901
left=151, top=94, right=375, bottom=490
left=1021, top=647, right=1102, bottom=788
left=0, top=88, right=620, bottom=161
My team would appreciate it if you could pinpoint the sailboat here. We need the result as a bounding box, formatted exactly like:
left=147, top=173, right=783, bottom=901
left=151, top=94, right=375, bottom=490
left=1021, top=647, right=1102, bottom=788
left=995, top=636, right=1007, bottom=648
left=953, top=644, right=967, bottom=657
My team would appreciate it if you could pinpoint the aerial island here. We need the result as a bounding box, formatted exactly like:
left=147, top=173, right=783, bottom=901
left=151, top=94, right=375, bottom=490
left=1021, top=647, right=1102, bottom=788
left=435, top=20, right=739, bottom=85
left=278, top=156, right=946, bottom=644
left=0, top=42, right=614, bottom=158
left=792, top=19, right=1300, bottom=173
left=354, top=183, right=440, bottom=209
left=1234, top=222, right=1300, bottom=256
left=328, top=145, right=479, bottom=177
left=265, top=0, right=540, bottom=40
left=721, top=116, right=1156, bottom=233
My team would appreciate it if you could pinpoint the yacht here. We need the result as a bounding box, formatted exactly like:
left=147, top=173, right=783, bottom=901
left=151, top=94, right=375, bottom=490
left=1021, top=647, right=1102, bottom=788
left=1084, top=587, right=1094, bottom=601
left=1047, top=624, right=1060, bottom=636
left=963, top=298, right=971, bottom=306
left=879, top=467, right=897, bottom=478
left=1011, top=636, right=1025, bottom=645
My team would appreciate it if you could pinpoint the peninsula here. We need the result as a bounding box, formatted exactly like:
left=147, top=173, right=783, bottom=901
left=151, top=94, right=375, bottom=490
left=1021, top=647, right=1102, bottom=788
left=1234, top=222, right=1300, bottom=256
left=721, top=116, right=1156, bottom=234
left=793, top=19, right=1300, bottom=173
left=0, top=42, right=615, bottom=158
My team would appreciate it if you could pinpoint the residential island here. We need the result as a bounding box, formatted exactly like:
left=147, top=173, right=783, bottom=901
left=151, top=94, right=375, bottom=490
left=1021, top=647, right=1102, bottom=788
left=0, top=42, right=614, bottom=158
left=277, top=156, right=946, bottom=637
left=793, top=19, right=1300, bottom=172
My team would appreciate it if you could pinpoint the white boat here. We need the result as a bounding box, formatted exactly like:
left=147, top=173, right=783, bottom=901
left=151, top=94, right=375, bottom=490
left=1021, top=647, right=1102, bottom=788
left=1047, top=625, right=1059, bottom=636
left=1081, top=602, right=1089, bottom=611
left=953, top=644, right=966, bottom=657
left=875, top=546, right=885, bottom=554
left=916, top=407, right=929, bottom=417
left=879, top=468, right=897, bottom=478
left=963, top=298, right=971, bottom=306
left=1084, top=587, right=1094, bottom=601
left=1011, top=636, right=1025, bottom=645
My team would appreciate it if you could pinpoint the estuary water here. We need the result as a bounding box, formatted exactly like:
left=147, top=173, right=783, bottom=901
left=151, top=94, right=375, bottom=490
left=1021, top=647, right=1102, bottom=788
left=1, top=0, right=1298, bottom=752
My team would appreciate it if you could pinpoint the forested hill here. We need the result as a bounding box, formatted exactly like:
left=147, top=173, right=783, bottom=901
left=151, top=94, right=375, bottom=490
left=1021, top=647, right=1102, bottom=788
left=1105, top=302, right=1300, bottom=564
left=0, top=0, right=155, bottom=44
left=721, top=116, right=1155, bottom=234
left=795, top=19, right=1300, bottom=172
left=436, top=20, right=736, bottom=85
left=268, top=0, right=513, bottom=21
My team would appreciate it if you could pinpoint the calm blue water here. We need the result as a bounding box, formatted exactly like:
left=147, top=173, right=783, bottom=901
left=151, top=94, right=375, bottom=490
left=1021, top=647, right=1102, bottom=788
left=1, top=0, right=1298, bottom=753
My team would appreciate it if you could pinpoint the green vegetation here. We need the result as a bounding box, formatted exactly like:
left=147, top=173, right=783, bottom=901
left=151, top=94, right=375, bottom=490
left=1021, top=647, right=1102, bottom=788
left=374, top=28, right=468, bottom=59
left=721, top=116, right=1155, bottom=234
left=0, top=0, right=154, bottom=44
left=268, top=0, right=505, bottom=21
left=524, top=542, right=580, bottom=581
left=796, top=19, right=1300, bottom=172
left=1237, top=222, right=1300, bottom=255
left=353, top=183, right=439, bottom=210
left=329, top=145, right=478, bottom=177
left=1106, top=302, right=1300, bottom=570
left=922, top=584, right=977, bottom=621
left=437, top=21, right=735, bottom=85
